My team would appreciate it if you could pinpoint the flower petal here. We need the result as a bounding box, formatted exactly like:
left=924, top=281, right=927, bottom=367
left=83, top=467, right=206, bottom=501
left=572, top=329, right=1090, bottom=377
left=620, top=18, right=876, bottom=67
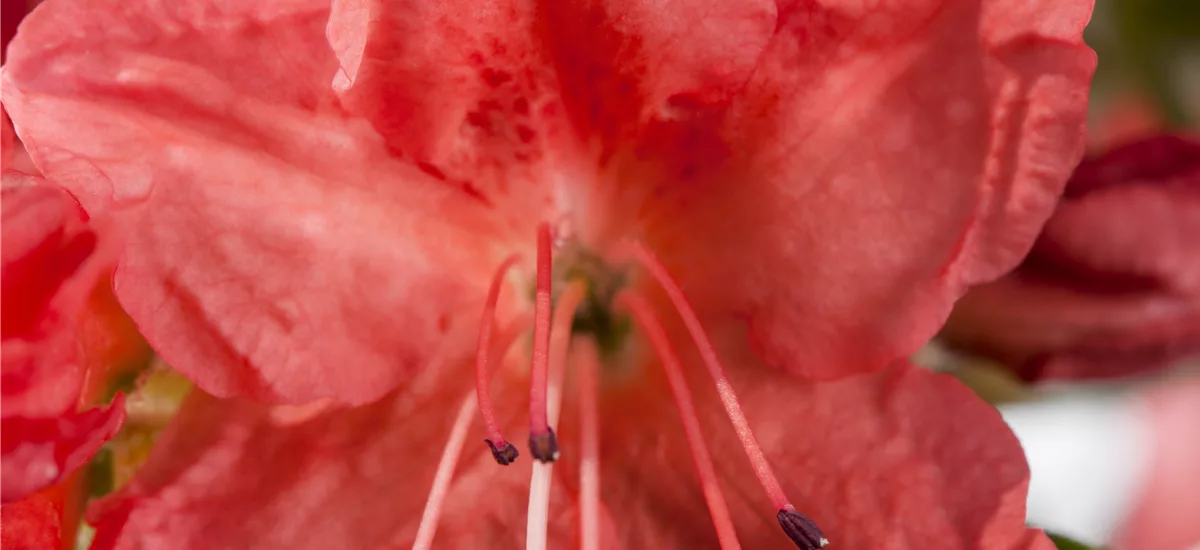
left=1065, top=134, right=1200, bottom=197
left=90, top=389, right=456, bottom=549
left=1037, top=178, right=1200, bottom=293
left=326, top=0, right=776, bottom=219
left=0, top=490, right=63, bottom=550
left=592, top=354, right=1049, bottom=549
left=4, top=0, right=521, bottom=404
left=85, top=337, right=579, bottom=549
left=1, top=395, right=125, bottom=503
left=639, top=0, right=1095, bottom=379
left=1, top=180, right=133, bottom=502
left=0, top=102, right=38, bottom=175
left=942, top=275, right=1200, bottom=380
left=1033, top=135, right=1200, bottom=293
left=87, top=332, right=1047, bottom=548
left=1118, top=377, right=1200, bottom=550
left=1, top=181, right=97, bottom=417
left=2, top=107, right=13, bottom=167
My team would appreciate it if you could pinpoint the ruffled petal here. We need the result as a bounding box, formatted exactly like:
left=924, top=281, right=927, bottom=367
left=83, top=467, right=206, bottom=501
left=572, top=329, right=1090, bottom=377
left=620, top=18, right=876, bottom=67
left=4, top=0, right=524, bottom=404
left=0, top=180, right=133, bottom=502
left=640, top=0, right=1096, bottom=379
left=585, top=351, right=1048, bottom=549
left=1, top=181, right=97, bottom=417
left=1, top=395, right=125, bottom=503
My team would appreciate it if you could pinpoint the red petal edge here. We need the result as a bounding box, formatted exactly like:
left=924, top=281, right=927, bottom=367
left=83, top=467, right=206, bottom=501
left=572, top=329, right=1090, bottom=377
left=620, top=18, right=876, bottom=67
left=1, top=395, right=125, bottom=503
left=4, top=0, right=516, bottom=405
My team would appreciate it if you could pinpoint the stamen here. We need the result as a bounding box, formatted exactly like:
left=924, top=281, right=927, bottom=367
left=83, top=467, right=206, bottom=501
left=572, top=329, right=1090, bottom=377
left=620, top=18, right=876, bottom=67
left=526, top=280, right=587, bottom=550
left=778, top=509, right=829, bottom=549
left=412, top=394, right=476, bottom=550
left=615, top=291, right=742, bottom=550
left=621, top=241, right=827, bottom=549
left=475, top=253, right=522, bottom=465
left=528, top=222, right=557, bottom=462
left=414, top=317, right=528, bottom=550
left=576, top=338, right=602, bottom=550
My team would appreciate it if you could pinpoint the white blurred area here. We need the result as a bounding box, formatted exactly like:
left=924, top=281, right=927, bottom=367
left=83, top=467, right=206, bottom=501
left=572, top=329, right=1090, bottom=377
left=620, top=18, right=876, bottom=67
left=915, top=344, right=1200, bottom=550
left=1000, top=390, right=1152, bottom=547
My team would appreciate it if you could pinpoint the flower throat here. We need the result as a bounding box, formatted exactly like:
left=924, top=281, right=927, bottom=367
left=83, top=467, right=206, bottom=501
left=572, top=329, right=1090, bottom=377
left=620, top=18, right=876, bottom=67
left=417, top=222, right=828, bottom=550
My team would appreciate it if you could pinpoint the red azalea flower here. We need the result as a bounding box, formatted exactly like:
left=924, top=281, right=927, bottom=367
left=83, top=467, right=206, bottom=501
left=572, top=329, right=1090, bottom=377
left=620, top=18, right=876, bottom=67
left=942, top=134, right=1200, bottom=381
left=1, top=108, right=149, bottom=545
left=0, top=178, right=127, bottom=504
left=4, top=0, right=1095, bottom=547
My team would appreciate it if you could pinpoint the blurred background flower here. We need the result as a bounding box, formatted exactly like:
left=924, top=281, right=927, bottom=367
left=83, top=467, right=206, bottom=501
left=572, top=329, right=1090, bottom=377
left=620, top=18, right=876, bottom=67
left=927, top=2, right=1200, bottom=549
left=940, top=134, right=1200, bottom=383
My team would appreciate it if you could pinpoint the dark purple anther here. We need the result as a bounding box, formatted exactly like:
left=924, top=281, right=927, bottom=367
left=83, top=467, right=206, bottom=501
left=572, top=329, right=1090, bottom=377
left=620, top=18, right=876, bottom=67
left=486, top=439, right=519, bottom=465
left=778, top=509, right=828, bottom=549
left=528, top=429, right=559, bottom=463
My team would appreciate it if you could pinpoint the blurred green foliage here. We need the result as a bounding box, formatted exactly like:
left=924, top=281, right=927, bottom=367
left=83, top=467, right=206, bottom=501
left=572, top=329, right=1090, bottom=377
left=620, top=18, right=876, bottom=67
left=1091, top=0, right=1200, bottom=127
left=1115, top=0, right=1200, bottom=44
left=1050, top=532, right=1106, bottom=550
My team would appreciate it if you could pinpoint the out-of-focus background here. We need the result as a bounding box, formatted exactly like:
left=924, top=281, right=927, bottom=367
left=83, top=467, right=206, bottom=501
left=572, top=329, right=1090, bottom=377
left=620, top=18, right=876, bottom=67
left=1085, top=0, right=1200, bottom=140
left=921, top=1, right=1200, bottom=549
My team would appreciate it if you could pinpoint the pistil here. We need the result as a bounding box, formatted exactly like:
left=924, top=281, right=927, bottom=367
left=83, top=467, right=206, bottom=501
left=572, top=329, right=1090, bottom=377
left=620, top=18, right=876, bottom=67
left=526, top=279, right=587, bottom=549
left=528, top=223, right=558, bottom=462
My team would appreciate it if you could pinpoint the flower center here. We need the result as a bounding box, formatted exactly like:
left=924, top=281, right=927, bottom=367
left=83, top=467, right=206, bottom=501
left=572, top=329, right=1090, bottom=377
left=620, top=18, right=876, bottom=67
left=416, top=223, right=828, bottom=550
left=554, top=245, right=634, bottom=362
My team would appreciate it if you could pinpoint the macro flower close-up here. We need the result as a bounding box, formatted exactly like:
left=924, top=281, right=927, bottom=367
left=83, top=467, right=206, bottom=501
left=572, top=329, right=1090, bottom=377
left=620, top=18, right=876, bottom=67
left=0, top=0, right=1144, bottom=548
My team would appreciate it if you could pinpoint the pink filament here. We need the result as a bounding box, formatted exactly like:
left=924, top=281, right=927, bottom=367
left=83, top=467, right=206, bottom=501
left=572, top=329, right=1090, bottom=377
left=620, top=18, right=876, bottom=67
left=474, top=253, right=521, bottom=447
left=529, top=223, right=555, bottom=438
left=616, top=291, right=743, bottom=550
left=576, top=338, right=602, bottom=550
left=416, top=318, right=527, bottom=550
left=548, top=280, right=589, bottom=401
left=526, top=280, right=587, bottom=549
left=412, top=394, right=476, bottom=550
left=623, top=241, right=793, bottom=511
